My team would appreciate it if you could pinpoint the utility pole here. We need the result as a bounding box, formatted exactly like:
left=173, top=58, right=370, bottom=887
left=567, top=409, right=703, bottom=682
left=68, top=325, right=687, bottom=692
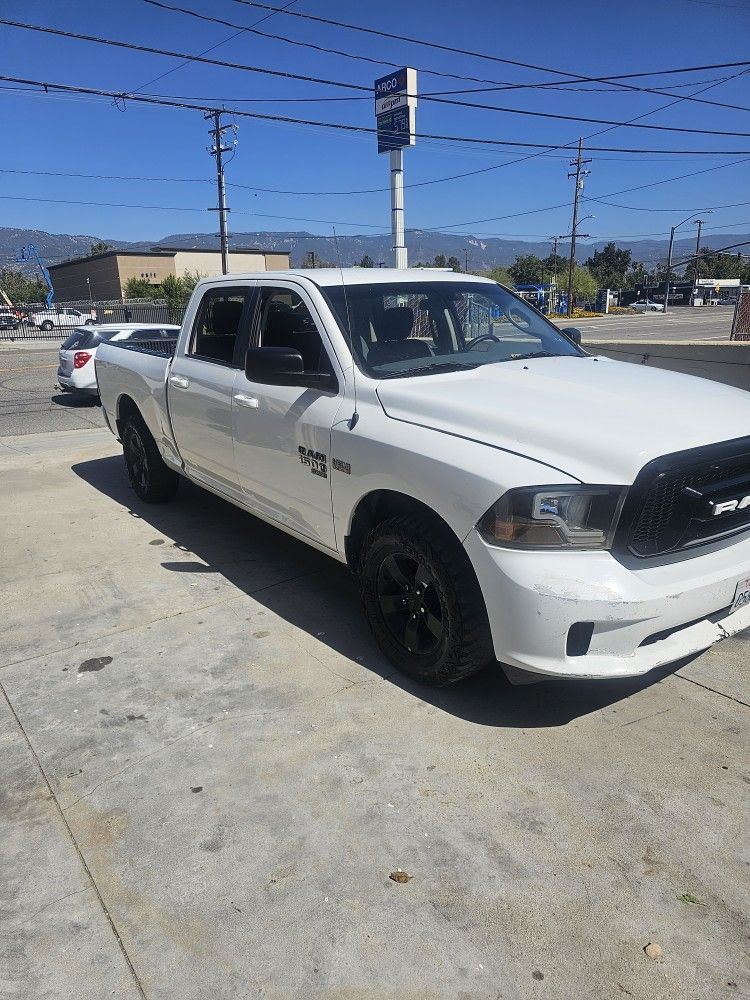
left=464, top=248, right=469, bottom=273
left=205, top=110, right=236, bottom=275
left=550, top=235, right=560, bottom=313
left=566, top=138, right=591, bottom=318
left=693, top=218, right=705, bottom=286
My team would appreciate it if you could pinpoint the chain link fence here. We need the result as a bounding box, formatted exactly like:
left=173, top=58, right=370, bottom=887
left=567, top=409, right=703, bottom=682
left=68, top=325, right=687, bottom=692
left=0, top=299, right=187, bottom=341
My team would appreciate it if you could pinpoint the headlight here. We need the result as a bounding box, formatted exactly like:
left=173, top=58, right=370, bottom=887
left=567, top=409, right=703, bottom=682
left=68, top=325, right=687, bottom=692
left=477, top=485, right=627, bottom=550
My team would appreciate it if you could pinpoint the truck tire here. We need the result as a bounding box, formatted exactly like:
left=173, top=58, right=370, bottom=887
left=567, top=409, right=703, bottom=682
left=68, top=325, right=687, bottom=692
left=359, top=515, right=494, bottom=686
left=41, top=320, right=54, bottom=331
left=122, top=414, right=178, bottom=503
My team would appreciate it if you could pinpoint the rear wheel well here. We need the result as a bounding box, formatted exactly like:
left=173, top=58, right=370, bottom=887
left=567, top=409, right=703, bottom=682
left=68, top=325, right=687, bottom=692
left=346, top=490, right=462, bottom=572
left=115, top=395, right=141, bottom=438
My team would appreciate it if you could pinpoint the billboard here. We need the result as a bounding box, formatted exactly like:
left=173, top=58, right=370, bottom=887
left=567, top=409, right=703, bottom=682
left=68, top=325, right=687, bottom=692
left=375, top=68, right=417, bottom=154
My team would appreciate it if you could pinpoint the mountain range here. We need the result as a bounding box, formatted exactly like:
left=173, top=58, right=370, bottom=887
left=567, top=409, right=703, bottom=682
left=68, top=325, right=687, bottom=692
left=2, top=226, right=747, bottom=274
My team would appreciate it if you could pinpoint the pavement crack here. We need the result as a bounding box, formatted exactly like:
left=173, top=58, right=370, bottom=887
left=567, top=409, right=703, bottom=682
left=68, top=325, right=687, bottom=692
left=15, top=886, right=93, bottom=928
left=0, top=678, right=147, bottom=1000
left=674, top=672, right=750, bottom=709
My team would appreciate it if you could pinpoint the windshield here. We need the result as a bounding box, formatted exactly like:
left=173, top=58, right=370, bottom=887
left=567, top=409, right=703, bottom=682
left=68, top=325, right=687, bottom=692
left=322, top=280, right=583, bottom=378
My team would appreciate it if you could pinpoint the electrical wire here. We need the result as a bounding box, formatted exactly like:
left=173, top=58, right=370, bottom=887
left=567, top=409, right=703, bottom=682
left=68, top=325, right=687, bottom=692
left=228, top=1, right=750, bottom=86
left=2, top=74, right=749, bottom=156
left=5, top=18, right=750, bottom=136
left=142, top=0, right=750, bottom=113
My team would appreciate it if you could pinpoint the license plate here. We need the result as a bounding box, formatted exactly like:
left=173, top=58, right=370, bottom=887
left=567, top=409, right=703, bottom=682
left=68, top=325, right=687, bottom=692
left=731, top=576, right=750, bottom=613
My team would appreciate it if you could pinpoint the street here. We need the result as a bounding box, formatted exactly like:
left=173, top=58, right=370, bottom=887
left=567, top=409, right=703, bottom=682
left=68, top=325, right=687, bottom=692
left=0, top=345, right=103, bottom=437
left=570, top=307, right=734, bottom=342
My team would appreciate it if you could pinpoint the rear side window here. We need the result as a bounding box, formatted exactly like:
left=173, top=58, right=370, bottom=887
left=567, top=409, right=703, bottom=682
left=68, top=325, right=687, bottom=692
left=189, top=289, right=249, bottom=365
left=61, top=328, right=99, bottom=350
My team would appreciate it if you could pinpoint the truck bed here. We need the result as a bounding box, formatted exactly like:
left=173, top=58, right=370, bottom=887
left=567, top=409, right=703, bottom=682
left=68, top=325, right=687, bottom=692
left=96, top=338, right=181, bottom=467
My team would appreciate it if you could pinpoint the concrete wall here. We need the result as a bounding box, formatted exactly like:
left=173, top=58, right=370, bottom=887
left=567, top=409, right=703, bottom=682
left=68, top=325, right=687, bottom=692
left=49, top=256, right=123, bottom=301
left=115, top=255, right=174, bottom=295
left=587, top=340, right=750, bottom=392
left=172, top=251, right=291, bottom=277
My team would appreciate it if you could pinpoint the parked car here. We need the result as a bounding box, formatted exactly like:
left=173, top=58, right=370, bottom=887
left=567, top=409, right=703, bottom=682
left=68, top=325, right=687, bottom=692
left=632, top=300, right=665, bottom=313
left=31, top=307, right=96, bottom=331
left=96, top=269, right=750, bottom=687
left=57, top=323, right=180, bottom=399
left=0, top=309, right=19, bottom=330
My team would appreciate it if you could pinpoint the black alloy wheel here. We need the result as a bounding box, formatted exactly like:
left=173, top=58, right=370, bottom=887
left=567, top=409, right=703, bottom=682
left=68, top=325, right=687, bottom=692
left=359, top=515, right=494, bottom=686
left=376, top=553, right=444, bottom=655
left=122, top=415, right=179, bottom=503
left=125, top=424, right=149, bottom=494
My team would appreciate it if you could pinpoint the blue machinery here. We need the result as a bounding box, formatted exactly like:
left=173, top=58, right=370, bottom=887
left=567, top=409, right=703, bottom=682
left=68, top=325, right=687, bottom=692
left=17, top=245, right=55, bottom=308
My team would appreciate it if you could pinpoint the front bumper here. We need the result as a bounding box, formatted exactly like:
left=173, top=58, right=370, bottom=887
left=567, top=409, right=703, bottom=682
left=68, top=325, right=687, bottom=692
left=465, top=529, right=750, bottom=679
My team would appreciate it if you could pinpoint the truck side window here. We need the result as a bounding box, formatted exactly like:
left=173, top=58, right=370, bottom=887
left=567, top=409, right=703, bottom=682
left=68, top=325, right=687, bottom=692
left=257, top=288, right=333, bottom=375
left=189, top=288, right=248, bottom=366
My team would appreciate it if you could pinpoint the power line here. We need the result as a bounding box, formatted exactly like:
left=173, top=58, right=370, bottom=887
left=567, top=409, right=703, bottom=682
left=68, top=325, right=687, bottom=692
left=4, top=74, right=750, bottom=155
left=131, top=0, right=301, bottom=94
left=228, top=1, right=750, bottom=90
left=0, top=18, right=370, bottom=94
left=5, top=18, right=750, bottom=137
left=142, top=0, right=750, bottom=113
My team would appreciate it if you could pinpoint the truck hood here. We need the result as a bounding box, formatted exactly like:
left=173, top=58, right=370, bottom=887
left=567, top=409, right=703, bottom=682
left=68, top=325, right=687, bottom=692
left=376, top=355, right=750, bottom=484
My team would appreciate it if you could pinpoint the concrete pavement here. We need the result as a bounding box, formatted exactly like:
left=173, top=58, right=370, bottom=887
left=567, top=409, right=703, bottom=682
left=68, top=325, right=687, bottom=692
left=1, top=428, right=748, bottom=999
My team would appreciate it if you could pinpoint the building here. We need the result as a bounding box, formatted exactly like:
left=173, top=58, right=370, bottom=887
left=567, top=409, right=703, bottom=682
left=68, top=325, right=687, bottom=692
left=48, top=247, right=290, bottom=302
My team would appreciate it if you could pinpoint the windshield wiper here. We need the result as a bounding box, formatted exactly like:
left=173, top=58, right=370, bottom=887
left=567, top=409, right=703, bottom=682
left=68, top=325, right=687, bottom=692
left=378, top=362, right=481, bottom=379
left=509, top=350, right=560, bottom=361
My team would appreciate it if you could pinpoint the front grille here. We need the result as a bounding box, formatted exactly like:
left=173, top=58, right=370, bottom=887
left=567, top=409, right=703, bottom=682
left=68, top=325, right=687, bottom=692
left=616, top=437, right=750, bottom=558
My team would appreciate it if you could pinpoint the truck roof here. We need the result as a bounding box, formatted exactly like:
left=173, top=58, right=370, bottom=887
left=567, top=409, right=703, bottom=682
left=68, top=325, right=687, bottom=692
left=195, top=268, right=495, bottom=288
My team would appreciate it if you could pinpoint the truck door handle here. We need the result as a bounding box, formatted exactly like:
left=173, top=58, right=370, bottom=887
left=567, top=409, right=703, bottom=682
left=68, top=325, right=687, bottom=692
left=169, top=375, right=190, bottom=389
left=234, top=393, right=259, bottom=408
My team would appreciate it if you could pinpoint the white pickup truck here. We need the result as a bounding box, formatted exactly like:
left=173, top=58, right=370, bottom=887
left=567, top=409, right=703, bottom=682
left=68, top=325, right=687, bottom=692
left=96, top=269, right=750, bottom=685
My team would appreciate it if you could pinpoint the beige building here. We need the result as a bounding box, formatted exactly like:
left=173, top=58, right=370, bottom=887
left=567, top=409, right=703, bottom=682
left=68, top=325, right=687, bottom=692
left=48, top=246, right=290, bottom=302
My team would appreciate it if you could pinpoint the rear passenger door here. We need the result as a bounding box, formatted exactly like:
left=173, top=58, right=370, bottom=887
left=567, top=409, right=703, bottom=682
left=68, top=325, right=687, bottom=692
left=232, top=282, right=343, bottom=550
left=168, top=284, right=255, bottom=498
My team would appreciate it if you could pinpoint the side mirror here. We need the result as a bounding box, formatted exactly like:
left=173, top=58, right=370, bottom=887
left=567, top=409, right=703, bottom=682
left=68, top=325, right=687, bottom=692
left=245, top=346, right=337, bottom=391
left=561, top=326, right=582, bottom=345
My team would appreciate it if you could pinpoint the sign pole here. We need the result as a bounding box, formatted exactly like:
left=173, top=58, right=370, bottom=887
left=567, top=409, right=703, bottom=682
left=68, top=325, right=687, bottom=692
left=375, top=67, right=416, bottom=271
left=390, top=147, right=407, bottom=269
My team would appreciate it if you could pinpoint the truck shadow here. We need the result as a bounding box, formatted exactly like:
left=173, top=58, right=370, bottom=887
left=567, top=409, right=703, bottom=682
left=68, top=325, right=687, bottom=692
left=72, top=454, right=691, bottom=729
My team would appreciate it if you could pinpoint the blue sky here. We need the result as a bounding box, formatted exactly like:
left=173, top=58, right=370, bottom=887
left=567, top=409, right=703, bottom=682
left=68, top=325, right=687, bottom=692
left=1, top=0, right=750, bottom=253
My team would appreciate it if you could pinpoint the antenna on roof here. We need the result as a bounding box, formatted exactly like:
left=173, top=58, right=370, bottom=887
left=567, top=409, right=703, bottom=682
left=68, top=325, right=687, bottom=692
left=332, top=227, right=359, bottom=430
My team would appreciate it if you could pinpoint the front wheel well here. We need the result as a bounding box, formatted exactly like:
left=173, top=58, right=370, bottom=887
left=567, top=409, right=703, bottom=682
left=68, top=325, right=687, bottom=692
left=345, top=490, right=462, bottom=572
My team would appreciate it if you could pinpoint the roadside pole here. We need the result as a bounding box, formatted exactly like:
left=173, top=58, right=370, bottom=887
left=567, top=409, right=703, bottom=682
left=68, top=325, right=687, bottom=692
left=664, top=227, right=676, bottom=315
left=566, top=138, right=591, bottom=318
left=390, top=148, right=407, bottom=269
left=375, top=68, right=417, bottom=269
left=206, top=110, right=236, bottom=275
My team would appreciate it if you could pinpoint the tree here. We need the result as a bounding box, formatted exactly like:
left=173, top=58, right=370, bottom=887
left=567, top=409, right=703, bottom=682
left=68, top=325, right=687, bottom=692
left=571, top=265, right=598, bottom=301
left=447, top=256, right=461, bottom=272
left=485, top=265, right=512, bottom=286
left=508, top=254, right=544, bottom=285
left=585, top=242, right=632, bottom=289
left=90, top=241, right=112, bottom=256
left=0, top=268, right=47, bottom=304
left=358, top=254, right=375, bottom=268
left=124, top=277, right=160, bottom=300
left=433, top=254, right=447, bottom=268
left=541, top=253, right=566, bottom=279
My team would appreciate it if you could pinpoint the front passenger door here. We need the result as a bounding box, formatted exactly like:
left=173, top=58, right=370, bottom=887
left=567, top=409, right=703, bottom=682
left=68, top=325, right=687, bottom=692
left=232, top=283, right=343, bottom=550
